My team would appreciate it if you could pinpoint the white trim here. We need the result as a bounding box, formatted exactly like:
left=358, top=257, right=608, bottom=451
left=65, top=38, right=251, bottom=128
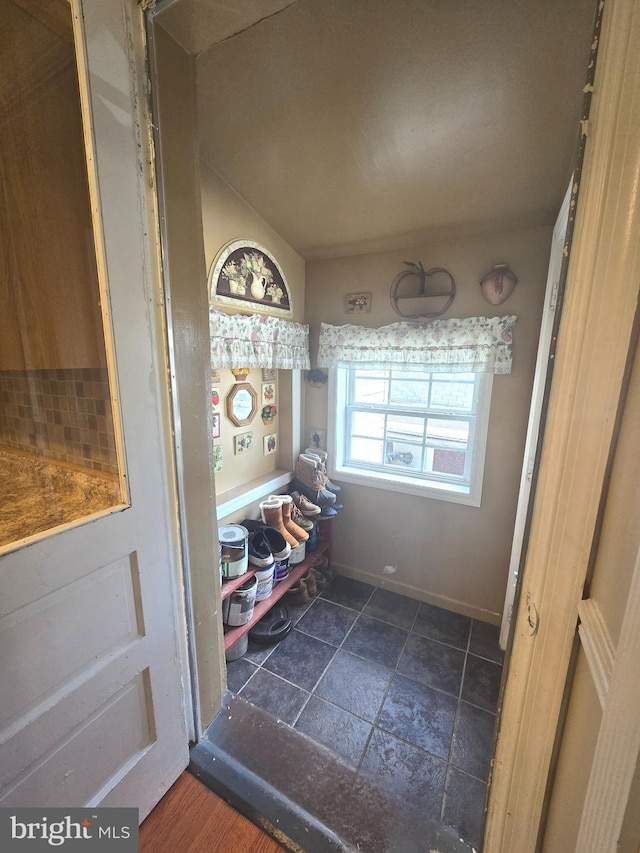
left=485, top=0, right=640, bottom=849
left=328, top=368, right=493, bottom=508
left=216, top=469, right=293, bottom=521
left=577, top=598, right=615, bottom=709
left=499, top=182, right=570, bottom=649
left=333, top=561, right=501, bottom=625
left=576, top=546, right=640, bottom=851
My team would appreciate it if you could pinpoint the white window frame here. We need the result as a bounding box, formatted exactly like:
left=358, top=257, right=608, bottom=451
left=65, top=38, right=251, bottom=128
left=328, top=367, right=493, bottom=507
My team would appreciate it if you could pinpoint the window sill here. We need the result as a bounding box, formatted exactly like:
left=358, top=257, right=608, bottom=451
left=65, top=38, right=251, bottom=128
left=333, top=465, right=481, bottom=507
left=216, top=469, right=294, bottom=521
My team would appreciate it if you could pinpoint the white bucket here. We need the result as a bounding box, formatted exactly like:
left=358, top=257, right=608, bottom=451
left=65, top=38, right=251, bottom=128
left=290, top=540, right=306, bottom=566
left=219, top=523, right=249, bottom=579
left=274, top=554, right=289, bottom=582
left=255, top=563, right=275, bottom=601
left=222, top=574, right=257, bottom=626
left=225, top=632, right=248, bottom=662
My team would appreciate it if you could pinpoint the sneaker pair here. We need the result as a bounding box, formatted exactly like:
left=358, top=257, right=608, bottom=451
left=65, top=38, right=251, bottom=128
left=247, top=525, right=290, bottom=568
left=291, top=477, right=343, bottom=513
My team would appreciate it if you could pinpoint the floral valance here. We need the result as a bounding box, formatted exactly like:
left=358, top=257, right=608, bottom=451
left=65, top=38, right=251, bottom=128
left=317, top=315, right=517, bottom=374
left=209, top=308, right=310, bottom=370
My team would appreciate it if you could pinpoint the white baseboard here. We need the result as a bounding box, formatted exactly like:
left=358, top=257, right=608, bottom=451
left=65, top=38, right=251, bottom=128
left=331, top=561, right=501, bottom=626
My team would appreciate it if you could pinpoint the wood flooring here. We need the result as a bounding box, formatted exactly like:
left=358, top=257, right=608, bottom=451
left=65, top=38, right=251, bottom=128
left=139, top=772, right=286, bottom=853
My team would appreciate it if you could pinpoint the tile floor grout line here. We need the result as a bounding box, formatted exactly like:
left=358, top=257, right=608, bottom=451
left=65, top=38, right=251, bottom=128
left=352, top=608, right=415, bottom=778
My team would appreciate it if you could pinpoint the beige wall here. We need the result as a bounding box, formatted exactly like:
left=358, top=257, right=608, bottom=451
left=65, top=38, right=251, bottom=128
left=200, top=162, right=306, bottom=505
left=305, top=226, right=552, bottom=622
left=200, top=163, right=306, bottom=323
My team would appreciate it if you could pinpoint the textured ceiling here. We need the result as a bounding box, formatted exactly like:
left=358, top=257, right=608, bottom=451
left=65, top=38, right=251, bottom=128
left=158, top=0, right=596, bottom=259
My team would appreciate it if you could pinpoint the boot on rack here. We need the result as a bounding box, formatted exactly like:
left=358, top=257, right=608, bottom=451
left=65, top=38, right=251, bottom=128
left=304, top=448, right=341, bottom=494
left=284, top=578, right=309, bottom=606
left=306, top=566, right=327, bottom=590
left=288, top=497, right=314, bottom=531
left=291, top=491, right=321, bottom=517
left=268, top=494, right=309, bottom=542
left=303, top=571, right=318, bottom=596
left=259, top=498, right=298, bottom=548
left=295, top=454, right=336, bottom=504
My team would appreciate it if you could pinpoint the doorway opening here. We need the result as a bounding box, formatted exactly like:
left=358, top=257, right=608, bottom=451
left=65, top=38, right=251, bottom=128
left=146, top=3, right=591, bottom=845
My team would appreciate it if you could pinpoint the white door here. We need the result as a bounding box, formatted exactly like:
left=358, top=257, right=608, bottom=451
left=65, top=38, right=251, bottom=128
left=0, top=0, right=189, bottom=819
left=499, top=182, right=570, bottom=649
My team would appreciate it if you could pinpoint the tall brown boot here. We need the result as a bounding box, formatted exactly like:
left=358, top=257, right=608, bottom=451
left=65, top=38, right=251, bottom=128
left=278, top=494, right=309, bottom=542
left=260, top=498, right=298, bottom=548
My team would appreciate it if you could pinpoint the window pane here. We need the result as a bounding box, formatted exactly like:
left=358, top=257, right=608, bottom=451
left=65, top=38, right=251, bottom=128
left=353, top=376, right=388, bottom=404
left=432, top=448, right=466, bottom=476
left=387, top=415, right=426, bottom=442
left=430, top=379, right=475, bottom=412
left=350, top=437, right=384, bottom=465
left=389, top=376, right=431, bottom=407
left=426, top=418, right=469, bottom=449
left=385, top=440, right=422, bottom=471
left=352, top=411, right=385, bottom=438
left=0, top=3, right=124, bottom=550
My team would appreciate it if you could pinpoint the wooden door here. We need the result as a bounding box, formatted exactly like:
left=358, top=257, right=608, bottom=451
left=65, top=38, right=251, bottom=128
left=0, top=0, right=189, bottom=820
left=541, top=331, right=640, bottom=852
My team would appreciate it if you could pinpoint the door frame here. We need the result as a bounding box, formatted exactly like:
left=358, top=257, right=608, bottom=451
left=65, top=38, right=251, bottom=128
left=485, top=0, right=640, bottom=848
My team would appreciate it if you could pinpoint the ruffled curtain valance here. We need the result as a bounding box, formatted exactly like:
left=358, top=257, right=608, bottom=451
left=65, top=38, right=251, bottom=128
left=209, top=308, right=310, bottom=369
left=317, top=315, right=517, bottom=374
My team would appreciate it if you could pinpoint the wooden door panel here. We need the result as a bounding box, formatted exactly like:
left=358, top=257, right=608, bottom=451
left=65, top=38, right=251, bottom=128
left=0, top=553, right=143, bottom=728
left=2, top=671, right=154, bottom=807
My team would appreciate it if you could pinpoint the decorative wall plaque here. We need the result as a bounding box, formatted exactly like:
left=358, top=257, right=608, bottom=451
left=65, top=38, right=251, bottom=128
left=209, top=240, right=292, bottom=317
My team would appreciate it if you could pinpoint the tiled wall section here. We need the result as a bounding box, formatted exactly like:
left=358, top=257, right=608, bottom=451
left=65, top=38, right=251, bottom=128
left=0, top=368, right=117, bottom=475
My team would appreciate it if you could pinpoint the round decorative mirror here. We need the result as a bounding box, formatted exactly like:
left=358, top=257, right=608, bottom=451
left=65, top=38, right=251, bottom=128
left=226, top=383, right=258, bottom=427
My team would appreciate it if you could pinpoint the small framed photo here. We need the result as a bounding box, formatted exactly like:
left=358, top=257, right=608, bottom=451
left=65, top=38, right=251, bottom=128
left=345, top=291, right=371, bottom=313
left=211, top=412, right=220, bottom=439
left=262, top=368, right=276, bottom=381
left=308, top=426, right=326, bottom=451
left=234, top=431, right=253, bottom=454
left=213, top=445, right=222, bottom=473
left=261, top=382, right=276, bottom=406
left=263, top=433, right=277, bottom=455
left=211, top=369, right=221, bottom=384
left=211, top=388, right=220, bottom=414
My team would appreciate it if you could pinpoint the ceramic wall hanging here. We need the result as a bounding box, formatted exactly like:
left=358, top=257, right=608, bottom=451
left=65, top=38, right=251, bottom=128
left=209, top=240, right=292, bottom=317
left=479, top=264, right=518, bottom=305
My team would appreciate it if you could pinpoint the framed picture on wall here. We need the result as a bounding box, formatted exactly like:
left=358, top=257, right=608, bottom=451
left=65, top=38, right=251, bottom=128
left=261, top=382, right=276, bottom=406
left=263, top=433, right=277, bottom=455
left=234, top=431, right=253, bottom=454
left=208, top=240, right=293, bottom=317
left=211, top=413, right=220, bottom=439
left=308, top=426, right=327, bottom=451
left=213, top=445, right=222, bottom=473
left=345, top=292, right=372, bottom=313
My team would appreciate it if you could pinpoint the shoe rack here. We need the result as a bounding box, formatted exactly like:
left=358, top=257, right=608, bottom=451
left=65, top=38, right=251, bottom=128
left=222, top=518, right=333, bottom=652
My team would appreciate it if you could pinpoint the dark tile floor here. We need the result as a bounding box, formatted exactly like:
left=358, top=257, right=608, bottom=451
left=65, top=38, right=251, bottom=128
left=225, top=574, right=504, bottom=851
